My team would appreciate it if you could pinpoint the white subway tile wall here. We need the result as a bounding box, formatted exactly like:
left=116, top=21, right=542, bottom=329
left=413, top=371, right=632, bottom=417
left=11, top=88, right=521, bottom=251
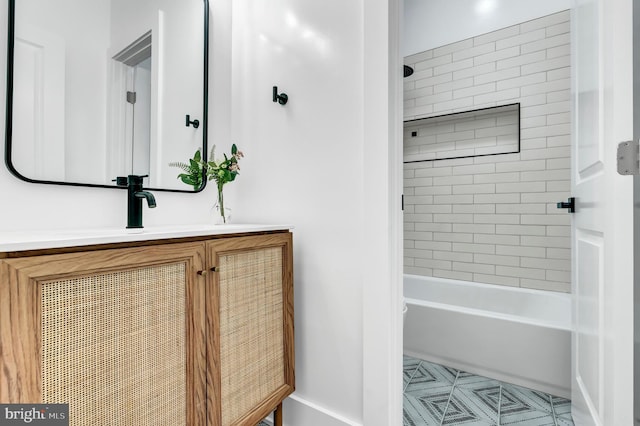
left=404, top=10, right=571, bottom=293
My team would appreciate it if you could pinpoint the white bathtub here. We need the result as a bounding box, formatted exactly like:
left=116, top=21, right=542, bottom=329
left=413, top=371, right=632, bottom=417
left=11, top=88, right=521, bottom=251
left=403, top=274, right=572, bottom=398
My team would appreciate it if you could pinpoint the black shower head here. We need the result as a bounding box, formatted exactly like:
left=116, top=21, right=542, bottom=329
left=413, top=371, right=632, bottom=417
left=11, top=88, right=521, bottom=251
left=404, top=65, right=414, bottom=78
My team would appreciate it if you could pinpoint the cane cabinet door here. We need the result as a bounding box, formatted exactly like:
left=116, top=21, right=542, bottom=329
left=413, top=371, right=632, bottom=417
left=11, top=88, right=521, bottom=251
left=206, top=233, right=294, bottom=426
left=0, top=242, right=207, bottom=426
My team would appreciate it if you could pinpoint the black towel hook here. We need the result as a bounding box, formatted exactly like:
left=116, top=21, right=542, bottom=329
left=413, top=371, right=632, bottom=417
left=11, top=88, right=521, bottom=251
left=273, top=86, right=288, bottom=105
left=186, top=115, right=200, bottom=129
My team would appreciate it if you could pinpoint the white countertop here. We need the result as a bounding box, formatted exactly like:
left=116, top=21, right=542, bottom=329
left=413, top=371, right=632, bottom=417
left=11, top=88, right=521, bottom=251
left=0, top=224, right=293, bottom=252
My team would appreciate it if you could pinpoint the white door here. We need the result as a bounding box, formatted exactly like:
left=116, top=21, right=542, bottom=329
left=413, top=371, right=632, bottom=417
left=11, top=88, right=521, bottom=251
left=131, top=57, right=152, bottom=176
left=12, top=25, right=65, bottom=181
left=571, top=0, right=634, bottom=425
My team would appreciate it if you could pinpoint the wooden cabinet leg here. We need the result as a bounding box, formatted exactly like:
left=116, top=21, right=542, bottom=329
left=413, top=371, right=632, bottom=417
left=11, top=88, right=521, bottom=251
left=274, top=403, right=283, bottom=426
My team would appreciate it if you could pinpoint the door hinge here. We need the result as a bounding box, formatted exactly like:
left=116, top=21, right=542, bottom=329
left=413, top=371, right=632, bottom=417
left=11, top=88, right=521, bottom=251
left=617, top=140, right=639, bottom=175
left=126, top=91, right=137, bottom=105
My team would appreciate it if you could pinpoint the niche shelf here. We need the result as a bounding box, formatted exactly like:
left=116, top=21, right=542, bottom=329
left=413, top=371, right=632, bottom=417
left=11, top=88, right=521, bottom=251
left=403, top=103, right=520, bottom=163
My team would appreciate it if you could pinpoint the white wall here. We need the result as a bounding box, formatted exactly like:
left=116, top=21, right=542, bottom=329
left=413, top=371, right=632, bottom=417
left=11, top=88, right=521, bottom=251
left=230, top=0, right=402, bottom=425
left=0, top=0, right=231, bottom=231
left=230, top=1, right=365, bottom=422
left=404, top=0, right=572, bottom=56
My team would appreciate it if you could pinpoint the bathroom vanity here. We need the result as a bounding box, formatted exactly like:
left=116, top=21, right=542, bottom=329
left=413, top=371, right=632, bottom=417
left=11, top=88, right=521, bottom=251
left=0, top=225, right=294, bottom=426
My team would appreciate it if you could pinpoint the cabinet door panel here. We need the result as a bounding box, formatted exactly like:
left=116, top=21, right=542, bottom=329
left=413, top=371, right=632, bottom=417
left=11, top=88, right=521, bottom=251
left=207, top=233, right=294, bottom=426
left=0, top=243, right=207, bottom=426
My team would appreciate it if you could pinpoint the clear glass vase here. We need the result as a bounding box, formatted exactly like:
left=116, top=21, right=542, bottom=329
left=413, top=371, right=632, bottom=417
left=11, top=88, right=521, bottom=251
left=213, top=186, right=231, bottom=224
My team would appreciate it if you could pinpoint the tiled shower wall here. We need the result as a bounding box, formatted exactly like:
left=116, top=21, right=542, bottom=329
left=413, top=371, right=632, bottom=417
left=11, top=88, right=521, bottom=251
left=403, top=10, right=571, bottom=292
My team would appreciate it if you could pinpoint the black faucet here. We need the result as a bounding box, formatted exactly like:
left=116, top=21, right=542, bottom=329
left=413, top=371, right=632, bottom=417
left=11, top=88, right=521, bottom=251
left=114, top=175, right=157, bottom=229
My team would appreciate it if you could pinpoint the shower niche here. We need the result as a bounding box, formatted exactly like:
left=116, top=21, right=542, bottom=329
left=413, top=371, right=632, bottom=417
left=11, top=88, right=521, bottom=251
left=403, top=103, right=520, bottom=163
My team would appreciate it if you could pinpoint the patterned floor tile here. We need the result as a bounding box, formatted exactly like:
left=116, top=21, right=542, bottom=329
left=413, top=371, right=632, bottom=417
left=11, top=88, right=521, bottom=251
left=405, top=360, right=459, bottom=395
left=400, top=356, right=576, bottom=426
left=553, top=396, right=574, bottom=426
left=404, top=354, right=420, bottom=365
left=500, top=383, right=553, bottom=415
left=500, top=409, right=556, bottom=425
left=404, top=356, right=422, bottom=390
left=551, top=395, right=571, bottom=418
left=455, top=370, right=497, bottom=387
left=556, top=415, right=575, bottom=426
left=442, top=386, right=498, bottom=425
left=404, top=392, right=448, bottom=425
left=454, top=373, right=502, bottom=415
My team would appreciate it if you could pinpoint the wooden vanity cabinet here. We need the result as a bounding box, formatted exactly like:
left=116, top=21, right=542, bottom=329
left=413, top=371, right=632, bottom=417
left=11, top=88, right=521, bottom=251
left=0, top=231, right=294, bottom=426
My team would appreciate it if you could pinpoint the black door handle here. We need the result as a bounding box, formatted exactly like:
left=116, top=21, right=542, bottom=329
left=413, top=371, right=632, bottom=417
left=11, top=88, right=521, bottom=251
left=556, top=197, right=575, bottom=213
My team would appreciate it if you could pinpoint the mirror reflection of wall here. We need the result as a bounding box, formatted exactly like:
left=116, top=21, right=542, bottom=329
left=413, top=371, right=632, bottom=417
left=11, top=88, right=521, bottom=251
left=111, top=31, right=153, bottom=180
left=108, top=0, right=207, bottom=190
left=8, top=0, right=207, bottom=191
left=12, top=0, right=110, bottom=184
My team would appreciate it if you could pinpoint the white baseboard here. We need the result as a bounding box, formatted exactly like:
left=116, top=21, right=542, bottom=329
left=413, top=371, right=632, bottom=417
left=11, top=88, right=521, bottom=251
left=271, top=394, right=362, bottom=426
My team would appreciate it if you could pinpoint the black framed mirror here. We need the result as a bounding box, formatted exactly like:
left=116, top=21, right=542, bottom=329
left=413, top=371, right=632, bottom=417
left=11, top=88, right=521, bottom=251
left=5, top=0, right=209, bottom=192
